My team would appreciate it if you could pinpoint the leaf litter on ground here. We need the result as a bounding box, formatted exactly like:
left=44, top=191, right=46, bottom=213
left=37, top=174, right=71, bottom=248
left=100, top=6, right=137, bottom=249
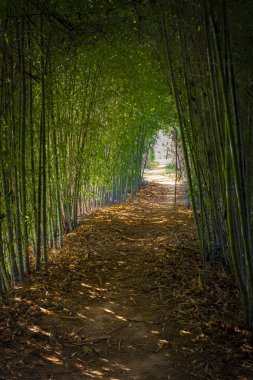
left=0, top=174, right=252, bottom=379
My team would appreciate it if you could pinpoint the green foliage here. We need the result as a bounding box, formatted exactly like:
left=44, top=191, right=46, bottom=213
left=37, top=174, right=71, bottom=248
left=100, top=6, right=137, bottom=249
left=0, top=1, right=175, bottom=284
left=156, top=0, right=253, bottom=327
left=165, top=163, right=176, bottom=172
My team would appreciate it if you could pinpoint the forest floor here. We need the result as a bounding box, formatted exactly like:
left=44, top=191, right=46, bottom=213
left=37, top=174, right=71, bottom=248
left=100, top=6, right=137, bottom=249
left=0, top=163, right=253, bottom=380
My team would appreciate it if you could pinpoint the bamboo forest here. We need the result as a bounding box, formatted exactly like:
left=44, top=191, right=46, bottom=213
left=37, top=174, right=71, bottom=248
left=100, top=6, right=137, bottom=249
left=0, top=0, right=253, bottom=379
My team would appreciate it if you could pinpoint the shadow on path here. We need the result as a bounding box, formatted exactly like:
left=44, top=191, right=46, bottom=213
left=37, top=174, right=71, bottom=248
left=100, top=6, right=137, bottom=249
left=0, top=166, right=252, bottom=379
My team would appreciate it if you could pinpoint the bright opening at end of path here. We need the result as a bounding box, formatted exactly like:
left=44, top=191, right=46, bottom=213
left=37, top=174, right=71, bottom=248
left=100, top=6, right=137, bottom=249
left=144, top=130, right=175, bottom=185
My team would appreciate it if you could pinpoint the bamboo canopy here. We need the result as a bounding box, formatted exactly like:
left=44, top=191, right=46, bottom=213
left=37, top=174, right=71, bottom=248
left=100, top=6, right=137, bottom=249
left=0, top=0, right=252, bottom=327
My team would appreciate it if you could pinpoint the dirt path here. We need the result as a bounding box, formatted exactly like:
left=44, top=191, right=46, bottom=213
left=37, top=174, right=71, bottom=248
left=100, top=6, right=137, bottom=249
left=0, top=166, right=252, bottom=379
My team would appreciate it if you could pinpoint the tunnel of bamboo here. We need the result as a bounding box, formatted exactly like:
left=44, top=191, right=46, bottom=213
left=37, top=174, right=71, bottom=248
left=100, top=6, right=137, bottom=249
left=0, top=0, right=253, bottom=327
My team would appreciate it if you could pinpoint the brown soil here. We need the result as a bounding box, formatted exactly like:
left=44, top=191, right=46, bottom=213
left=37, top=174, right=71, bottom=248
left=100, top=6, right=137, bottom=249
left=0, top=171, right=252, bottom=379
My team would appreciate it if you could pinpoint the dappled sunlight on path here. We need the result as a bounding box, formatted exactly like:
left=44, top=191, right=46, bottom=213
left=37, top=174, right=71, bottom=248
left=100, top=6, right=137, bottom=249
left=144, top=161, right=176, bottom=186
left=0, top=166, right=252, bottom=379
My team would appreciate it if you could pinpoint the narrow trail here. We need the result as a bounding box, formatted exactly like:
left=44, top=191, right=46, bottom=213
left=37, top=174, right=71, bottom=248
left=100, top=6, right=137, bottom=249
left=0, top=165, right=252, bottom=379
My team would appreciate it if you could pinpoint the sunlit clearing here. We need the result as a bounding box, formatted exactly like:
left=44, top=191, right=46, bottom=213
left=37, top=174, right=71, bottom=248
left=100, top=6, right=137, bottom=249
left=28, top=325, right=51, bottom=337
left=44, top=355, right=63, bottom=365
left=14, top=297, right=21, bottom=302
left=144, top=172, right=175, bottom=186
